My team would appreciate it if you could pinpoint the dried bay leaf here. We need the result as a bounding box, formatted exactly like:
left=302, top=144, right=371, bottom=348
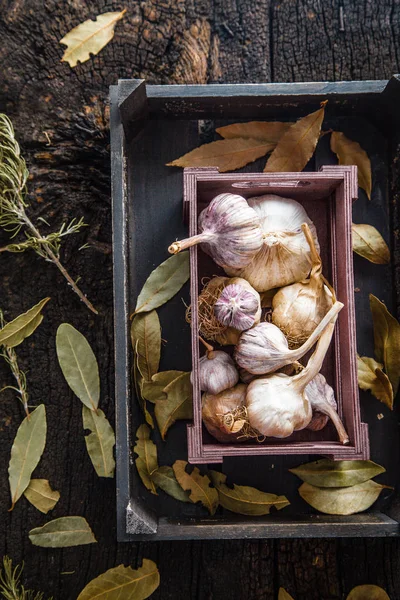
left=8, top=404, right=47, bottom=510
left=60, top=10, right=127, bottom=68
left=23, top=479, right=60, bottom=514
left=29, top=516, right=97, bottom=548
left=134, top=424, right=158, bottom=495
left=370, top=294, right=400, bottom=395
left=130, top=311, right=161, bottom=382
left=151, top=466, right=192, bottom=503
left=56, top=323, right=100, bottom=411
left=331, top=131, right=372, bottom=199
left=76, top=559, right=160, bottom=600
left=264, top=101, right=327, bottom=172
left=155, top=372, right=192, bottom=439
left=357, top=355, right=393, bottom=410
left=346, top=584, right=390, bottom=600
left=210, top=471, right=289, bottom=515
left=167, top=138, right=275, bottom=172
left=0, top=297, right=50, bottom=348
left=216, top=121, right=291, bottom=143
left=289, top=458, right=386, bottom=488
left=135, top=253, right=189, bottom=314
left=299, top=480, right=386, bottom=515
left=133, top=340, right=154, bottom=429
left=142, top=370, right=186, bottom=403
left=82, top=407, right=115, bottom=478
left=352, top=223, right=390, bottom=264
left=173, top=460, right=218, bottom=515
left=279, top=588, right=295, bottom=600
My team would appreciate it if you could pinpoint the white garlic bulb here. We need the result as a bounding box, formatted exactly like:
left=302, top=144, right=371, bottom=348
left=272, top=223, right=335, bottom=347
left=168, top=193, right=263, bottom=270
left=234, top=301, right=343, bottom=375
left=202, top=383, right=247, bottom=443
left=305, top=373, right=349, bottom=444
left=246, top=311, right=340, bottom=439
left=225, top=195, right=319, bottom=291
left=214, top=277, right=261, bottom=331
left=197, top=338, right=239, bottom=395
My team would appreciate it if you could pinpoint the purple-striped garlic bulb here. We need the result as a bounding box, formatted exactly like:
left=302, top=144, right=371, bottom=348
left=168, top=193, right=263, bottom=271
left=214, top=277, right=261, bottom=331
left=197, top=338, right=239, bottom=396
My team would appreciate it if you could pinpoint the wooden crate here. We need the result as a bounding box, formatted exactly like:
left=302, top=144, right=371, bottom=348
left=110, top=77, right=400, bottom=541
left=185, top=166, right=369, bottom=464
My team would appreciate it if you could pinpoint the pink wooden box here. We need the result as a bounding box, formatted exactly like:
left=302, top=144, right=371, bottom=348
left=185, top=166, right=369, bottom=464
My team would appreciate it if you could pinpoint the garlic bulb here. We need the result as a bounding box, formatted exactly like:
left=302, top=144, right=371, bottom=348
left=272, top=223, right=335, bottom=347
left=239, top=361, right=303, bottom=384
left=168, top=193, right=263, bottom=270
left=214, top=277, right=261, bottom=331
left=197, top=337, right=239, bottom=395
left=246, top=312, right=340, bottom=439
left=188, top=276, right=260, bottom=346
left=234, top=301, right=343, bottom=375
left=225, top=195, right=319, bottom=292
left=202, top=383, right=248, bottom=443
left=305, top=373, right=349, bottom=444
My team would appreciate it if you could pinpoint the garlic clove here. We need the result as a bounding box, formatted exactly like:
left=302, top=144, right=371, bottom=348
left=196, top=338, right=239, bottom=395
left=202, top=383, right=248, bottom=443
left=272, top=223, right=335, bottom=348
left=214, top=277, right=261, bottom=331
left=225, top=195, right=319, bottom=291
left=168, top=193, right=263, bottom=271
left=235, top=301, right=343, bottom=375
left=246, top=309, right=340, bottom=439
left=305, top=373, right=349, bottom=444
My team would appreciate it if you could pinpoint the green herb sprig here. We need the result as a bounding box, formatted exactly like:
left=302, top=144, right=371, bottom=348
left=0, top=556, right=51, bottom=600
left=0, top=310, right=30, bottom=418
left=0, top=114, right=97, bottom=314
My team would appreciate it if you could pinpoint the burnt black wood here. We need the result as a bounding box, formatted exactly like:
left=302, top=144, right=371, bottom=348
left=2, top=2, right=400, bottom=599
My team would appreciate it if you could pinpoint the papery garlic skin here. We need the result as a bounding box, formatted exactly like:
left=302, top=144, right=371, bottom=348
left=202, top=383, right=247, bottom=443
left=305, top=373, right=349, bottom=443
left=306, top=373, right=337, bottom=431
left=169, top=193, right=263, bottom=270
left=272, top=223, right=334, bottom=347
left=198, top=350, right=239, bottom=395
left=214, top=277, right=261, bottom=331
left=246, top=374, right=312, bottom=437
left=225, top=195, right=319, bottom=292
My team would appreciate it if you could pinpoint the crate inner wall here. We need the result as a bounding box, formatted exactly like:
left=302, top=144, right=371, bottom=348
left=125, top=113, right=397, bottom=520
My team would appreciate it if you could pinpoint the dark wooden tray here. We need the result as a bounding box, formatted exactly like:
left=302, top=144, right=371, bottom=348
left=110, top=77, right=400, bottom=541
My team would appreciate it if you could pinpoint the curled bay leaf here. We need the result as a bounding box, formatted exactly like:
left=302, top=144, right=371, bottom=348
left=370, top=294, right=400, bottom=396
left=0, top=297, right=50, bottom=348
left=135, top=253, right=189, bottom=314
left=167, top=138, right=275, bottom=172
left=142, top=370, right=186, bottom=403
left=155, top=372, right=192, bottom=439
left=346, top=584, right=390, bottom=600
left=299, top=480, right=387, bottom=515
left=264, top=101, right=327, bottom=172
left=210, top=471, right=289, bottom=515
left=352, top=223, right=390, bottom=264
left=151, top=466, right=192, bottom=503
left=60, top=10, right=127, bottom=68
left=76, top=559, right=160, bottom=600
left=133, top=340, right=154, bottom=429
left=216, top=121, right=291, bottom=143
left=8, top=404, right=47, bottom=510
left=56, top=323, right=100, bottom=411
left=82, top=407, right=115, bottom=478
left=29, top=516, right=97, bottom=548
left=134, top=424, right=158, bottom=495
left=289, top=458, right=386, bottom=488
left=23, top=479, right=60, bottom=514
left=173, top=460, right=218, bottom=515
left=130, top=311, right=161, bottom=382
left=331, top=131, right=372, bottom=199
left=357, top=355, right=393, bottom=410
left=279, top=588, right=295, bottom=600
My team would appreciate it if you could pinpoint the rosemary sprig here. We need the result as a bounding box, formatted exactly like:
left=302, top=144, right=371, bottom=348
left=0, top=310, right=30, bottom=418
left=0, top=114, right=97, bottom=314
left=0, top=557, right=51, bottom=600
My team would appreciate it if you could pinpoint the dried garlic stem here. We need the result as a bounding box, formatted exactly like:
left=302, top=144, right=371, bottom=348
left=169, top=233, right=211, bottom=254
left=292, top=301, right=343, bottom=359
